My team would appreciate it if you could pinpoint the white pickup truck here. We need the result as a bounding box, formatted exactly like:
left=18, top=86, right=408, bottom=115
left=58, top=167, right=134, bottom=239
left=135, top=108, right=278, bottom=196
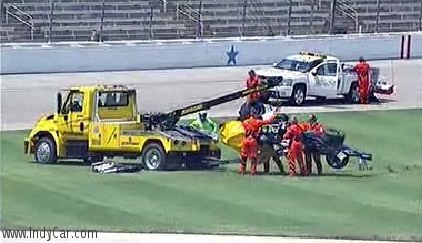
left=256, top=52, right=388, bottom=106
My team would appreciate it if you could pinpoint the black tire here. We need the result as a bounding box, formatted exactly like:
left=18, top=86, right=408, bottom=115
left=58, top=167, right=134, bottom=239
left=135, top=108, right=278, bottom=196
left=322, top=128, right=345, bottom=146
left=141, top=143, right=167, bottom=171
left=34, top=137, right=57, bottom=164
left=238, top=101, right=264, bottom=121
left=326, top=151, right=350, bottom=170
left=345, top=82, right=359, bottom=104
left=290, top=85, right=306, bottom=106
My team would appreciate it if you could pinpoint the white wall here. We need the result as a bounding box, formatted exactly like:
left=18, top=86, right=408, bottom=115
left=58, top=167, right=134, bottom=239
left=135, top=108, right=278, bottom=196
left=1, top=33, right=421, bottom=74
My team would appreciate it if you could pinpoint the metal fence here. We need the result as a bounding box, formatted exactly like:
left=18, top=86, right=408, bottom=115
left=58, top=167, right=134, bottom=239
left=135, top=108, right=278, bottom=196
left=1, top=0, right=421, bottom=43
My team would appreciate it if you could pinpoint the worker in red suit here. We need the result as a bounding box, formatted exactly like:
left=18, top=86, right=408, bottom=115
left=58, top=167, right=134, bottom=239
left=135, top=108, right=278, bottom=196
left=239, top=108, right=273, bottom=175
left=303, top=114, right=324, bottom=175
left=283, top=116, right=306, bottom=176
left=246, top=69, right=261, bottom=102
left=353, top=56, right=371, bottom=104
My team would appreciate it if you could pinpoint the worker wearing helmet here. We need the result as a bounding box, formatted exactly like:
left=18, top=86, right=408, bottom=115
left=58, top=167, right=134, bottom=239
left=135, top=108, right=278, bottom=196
left=246, top=69, right=261, bottom=103
left=353, top=56, right=371, bottom=104
left=239, top=107, right=274, bottom=175
left=303, top=114, right=324, bottom=175
left=283, top=116, right=306, bottom=176
left=189, top=112, right=218, bottom=137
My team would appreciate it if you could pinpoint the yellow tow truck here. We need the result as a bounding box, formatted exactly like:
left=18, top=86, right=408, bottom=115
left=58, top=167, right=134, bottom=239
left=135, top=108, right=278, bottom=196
left=24, top=81, right=278, bottom=171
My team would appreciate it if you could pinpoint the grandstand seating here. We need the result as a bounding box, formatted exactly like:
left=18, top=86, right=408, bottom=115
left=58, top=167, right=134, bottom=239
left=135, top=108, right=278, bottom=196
left=0, top=0, right=420, bottom=42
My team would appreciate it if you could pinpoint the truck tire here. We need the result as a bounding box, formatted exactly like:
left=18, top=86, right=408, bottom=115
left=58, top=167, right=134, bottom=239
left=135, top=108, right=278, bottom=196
left=322, top=128, right=345, bottom=146
left=34, top=137, right=57, bottom=164
left=290, top=85, right=306, bottom=106
left=345, top=82, right=359, bottom=104
left=141, top=143, right=167, bottom=171
left=326, top=151, right=350, bottom=170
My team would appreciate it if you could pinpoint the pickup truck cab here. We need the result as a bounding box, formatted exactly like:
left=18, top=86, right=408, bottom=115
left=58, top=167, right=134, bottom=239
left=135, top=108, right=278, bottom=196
left=256, top=52, right=361, bottom=105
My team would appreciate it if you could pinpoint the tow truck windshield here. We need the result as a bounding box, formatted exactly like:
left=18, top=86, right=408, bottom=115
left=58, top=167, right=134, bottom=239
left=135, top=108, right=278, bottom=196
left=274, top=58, right=322, bottom=72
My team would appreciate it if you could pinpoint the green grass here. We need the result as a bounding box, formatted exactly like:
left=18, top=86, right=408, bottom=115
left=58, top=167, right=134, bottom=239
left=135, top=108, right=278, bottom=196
left=1, top=109, right=422, bottom=241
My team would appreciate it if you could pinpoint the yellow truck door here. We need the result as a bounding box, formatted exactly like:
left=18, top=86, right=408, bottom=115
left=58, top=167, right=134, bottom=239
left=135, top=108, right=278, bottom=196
left=66, top=91, right=90, bottom=141
left=89, top=123, right=120, bottom=151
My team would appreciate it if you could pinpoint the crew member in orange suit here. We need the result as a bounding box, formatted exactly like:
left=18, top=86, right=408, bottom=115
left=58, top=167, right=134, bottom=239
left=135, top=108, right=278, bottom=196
left=246, top=70, right=261, bottom=102
left=303, top=114, right=324, bottom=175
left=283, top=116, right=306, bottom=176
left=353, top=56, right=371, bottom=104
left=240, top=108, right=273, bottom=175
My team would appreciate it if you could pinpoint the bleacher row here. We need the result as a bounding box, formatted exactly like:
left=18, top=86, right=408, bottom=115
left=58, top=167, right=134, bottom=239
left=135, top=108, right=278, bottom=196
left=0, top=0, right=420, bottom=42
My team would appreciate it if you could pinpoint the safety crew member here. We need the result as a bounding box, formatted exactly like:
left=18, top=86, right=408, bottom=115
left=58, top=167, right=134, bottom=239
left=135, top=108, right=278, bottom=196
left=189, top=112, right=218, bottom=136
left=240, top=108, right=273, bottom=175
left=283, top=116, right=306, bottom=176
left=303, top=114, right=324, bottom=175
left=246, top=69, right=261, bottom=102
left=258, top=125, right=285, bottom=175
left=353, top=56, right=371, bottom=104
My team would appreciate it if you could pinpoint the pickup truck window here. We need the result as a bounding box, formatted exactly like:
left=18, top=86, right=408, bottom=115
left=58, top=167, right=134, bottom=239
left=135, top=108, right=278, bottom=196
left=317, top=63, right=338, bottom=77
left=275, top=59, right=308, bottom=72
left=276, top=59, right=323, bottom=72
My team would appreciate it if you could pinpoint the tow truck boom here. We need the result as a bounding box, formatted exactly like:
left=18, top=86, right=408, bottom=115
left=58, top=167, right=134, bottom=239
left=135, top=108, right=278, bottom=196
left=143, top=79, right=280, bottom=130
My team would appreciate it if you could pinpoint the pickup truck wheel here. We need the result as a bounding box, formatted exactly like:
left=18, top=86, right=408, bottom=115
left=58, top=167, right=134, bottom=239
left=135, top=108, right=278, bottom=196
left=291, top=85, right=306, bottom=106
left=142, top=143, right=167, bottom=171
left=34, top=137, right=57, bottom=164
left=345, top=82, right=359, bottom=104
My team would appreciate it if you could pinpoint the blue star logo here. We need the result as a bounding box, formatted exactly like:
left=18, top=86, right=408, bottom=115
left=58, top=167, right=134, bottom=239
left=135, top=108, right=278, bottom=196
left=226, top=45, right=239, bottom=65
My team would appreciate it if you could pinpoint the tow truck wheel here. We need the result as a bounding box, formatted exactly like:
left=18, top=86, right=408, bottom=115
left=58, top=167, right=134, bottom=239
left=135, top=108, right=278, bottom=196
left=142, top=143, right=167, bottom=171
left=34, top=137, right=57, bottom=164
left=290, top=85, right=306, bottom=106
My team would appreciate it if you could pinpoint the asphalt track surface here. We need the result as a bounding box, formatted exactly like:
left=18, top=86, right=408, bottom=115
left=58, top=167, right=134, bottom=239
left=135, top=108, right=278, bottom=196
left=0, top=60, right=421, bottom=243
left=1, top=59, right=422, bottom=130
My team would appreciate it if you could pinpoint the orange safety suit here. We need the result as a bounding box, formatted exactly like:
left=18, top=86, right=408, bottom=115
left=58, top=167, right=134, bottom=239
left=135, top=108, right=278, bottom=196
left=303, top=122, right=324, bottom=175
left=283, top=123, right=306, bottom=176
left=354, top=61, right=371, bottom=104
left=240, top=116, right=273, bottom=175
left=246, top=74, right=261, bottom=102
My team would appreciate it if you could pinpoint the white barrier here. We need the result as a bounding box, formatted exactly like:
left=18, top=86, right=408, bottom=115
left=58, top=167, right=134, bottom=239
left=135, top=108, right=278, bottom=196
left=1, top=32, right=421, bottom=74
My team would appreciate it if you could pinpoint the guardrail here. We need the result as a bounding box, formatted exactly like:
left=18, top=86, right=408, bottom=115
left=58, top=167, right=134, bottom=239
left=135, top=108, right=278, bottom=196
left=1, top=32, right=421, bottom=74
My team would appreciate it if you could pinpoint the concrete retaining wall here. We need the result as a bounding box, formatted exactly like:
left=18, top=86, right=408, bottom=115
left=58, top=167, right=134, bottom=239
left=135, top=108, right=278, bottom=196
left=1, top=32, right=421, bottom=74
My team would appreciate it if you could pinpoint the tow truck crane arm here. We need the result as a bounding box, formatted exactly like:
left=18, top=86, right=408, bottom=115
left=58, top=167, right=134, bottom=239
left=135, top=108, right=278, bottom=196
left=143, top=78, right=280, bottom=130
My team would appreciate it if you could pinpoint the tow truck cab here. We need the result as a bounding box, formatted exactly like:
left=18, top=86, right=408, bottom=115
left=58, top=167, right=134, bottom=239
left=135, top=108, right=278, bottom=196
left=256, top=52, right=360, bottom=105
left=24, top=85, right=221, bottom=170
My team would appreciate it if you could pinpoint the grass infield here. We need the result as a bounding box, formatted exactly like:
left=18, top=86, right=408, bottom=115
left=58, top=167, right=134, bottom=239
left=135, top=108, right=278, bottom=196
left=1, top=109, right=421, bottom=241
